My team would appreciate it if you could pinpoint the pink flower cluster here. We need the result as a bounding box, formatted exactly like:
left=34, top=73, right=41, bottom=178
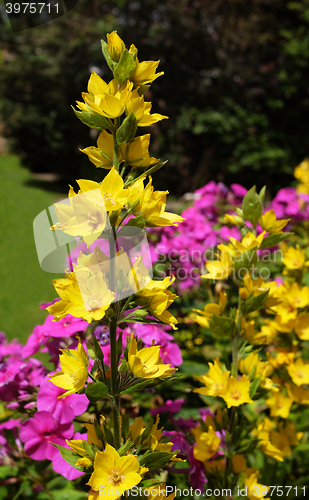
left=149, top=181, right=309, bottom=293
left=0, top=329, right=89, bottom=480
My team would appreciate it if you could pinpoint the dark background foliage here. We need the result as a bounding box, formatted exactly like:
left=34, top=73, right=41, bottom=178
left=0, top=0, right=308, bottom=195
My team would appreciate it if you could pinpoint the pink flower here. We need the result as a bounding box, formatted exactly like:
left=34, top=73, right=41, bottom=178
left=19, top=411, right=73, bottom=461
left=37, top=375, right=89, bottom=424
left=150, top=398, right=185, bottom=416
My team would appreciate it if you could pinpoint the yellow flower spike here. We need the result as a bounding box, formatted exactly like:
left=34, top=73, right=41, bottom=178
left=131, top=59, right=164, bottom=87
left=120, top=134, right=159, bottom=168
left=259, top=209, right=290, bottom=233
left=106, top=31, right=126, bottom=62
left=87, top=444, right=142, bottom=498
left=282, top=245, right=306, bottom=270
left=221, top=375, right=253, bottom=408
left=128, top=334, right=176, bottom=379
left=266, top=390, right=293, bottom=418
left=287, top=358, right=309, bottom=386
left=80, top=130, right=117, bottom=169
left=192, top=425, right=221, bottom=463
left=48, top=337, right=89, bottom=398
left=252, top=420, right=285, bottom=462
left=193, top=358, right=230, bottom=397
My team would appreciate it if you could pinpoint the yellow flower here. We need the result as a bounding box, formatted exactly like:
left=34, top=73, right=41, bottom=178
left=52, top=168, right=128, bottom=245
left=76, top=457, right=92, bottom=468
left=48, top=337, right=89, bottom=398
left=136, top=276, right=178, bottom=329
left=295, top=158, right=309, bottom=194
left=129, top=176, right=184, bottom=227
left=106, top=31, right=126, bottom=62
left=221, top=375, right=253, bottom=408
left=295, top=314, right=309, bottom=340
left=128, top=335, right=176, bottom=379
left=192, top=425, right=220, bottom=463
left=120, top=134, right=159, bottom=168
left=252, top=419, right=284, bottom=462
left=239, top=274, right=280, bottom=308
left=201, top=244, right=233, bottom=280
left=47, top=264, right=115, bottom=323
left=238, top=351, right=275, bottom=391
left=77, top=73, right=133, bottom=119
left=266, top=391, right=293, bottom=418
left=266, top=349, right=295, bottom=369
left=245, top=470, right=269, bottom=500
left=192, top=291, right=227, bottom=328
left=131, top=59, right=164, bottom=87
left=243, top=318, right=277, bottom=345
left=282, top=245, right=306, bottom=270
left=224, top=213, right=244, bottom=226
left=229, top=231, right=265, bottom=255
left=193, top=358, right=230, bottom=397
left=80, top=130, right=116, bottom=169
left=259, top=209, right=289, bottom=233
left=287, top=358, right=309, bottom=386
left=286, top=382, right=309, bottom=404
left=126, top=88, right=168, bottom=126
left=88, top=444, right=142, bottom=498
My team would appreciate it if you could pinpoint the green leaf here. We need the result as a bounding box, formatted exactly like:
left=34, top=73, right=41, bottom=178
left=259, top=232, right=293, bottom=249
left=51, top=490, right=88, bottom=500
left=85, top=381, right=109, bottom=402
left=114, top=49, right=136, bottom=86
left=241, top=289, right=269, bottom=316
left=179, top=360, right=207, bottom=376
left=117, top=439, right=134, bottom=456
left=72, top=106, right=111, bottom=130
left=51, top=444, right=84, bottom=471
left=101, top=40, right=118, bottom=72
left=120, top=379, right=157, bottom=394
left=209, top=314, right=236, bottom=338
left=250, top=376, right=261, bottom=398
left=139, top=450, right=178, bottom=468
left=116, top=112, right=137, bottom=145
left=126, top=215, right=146, bottom=228
left=242, top=186, right=263, bottom=228
left=92, top=335, right=104, bottom=364
left=258, top=185, right=266, bottom=202
left=94, top=419, right=104, bottom=445
left=141, top=418, right=154, bottom=444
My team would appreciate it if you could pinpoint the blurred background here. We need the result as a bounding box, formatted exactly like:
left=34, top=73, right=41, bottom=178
left=0, top=0, right=309, bottom=339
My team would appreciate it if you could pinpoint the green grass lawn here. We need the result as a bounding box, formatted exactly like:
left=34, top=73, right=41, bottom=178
left=0, top=155, right=65, bottom=343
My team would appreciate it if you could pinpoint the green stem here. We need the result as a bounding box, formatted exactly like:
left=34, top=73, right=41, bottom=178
left=112, top=125, right=120, bottom=173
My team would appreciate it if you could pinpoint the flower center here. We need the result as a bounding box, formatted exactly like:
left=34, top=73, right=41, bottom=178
left=230, top=390, right=241, bottom=400
left=110, top=470, right=122, bottom=486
